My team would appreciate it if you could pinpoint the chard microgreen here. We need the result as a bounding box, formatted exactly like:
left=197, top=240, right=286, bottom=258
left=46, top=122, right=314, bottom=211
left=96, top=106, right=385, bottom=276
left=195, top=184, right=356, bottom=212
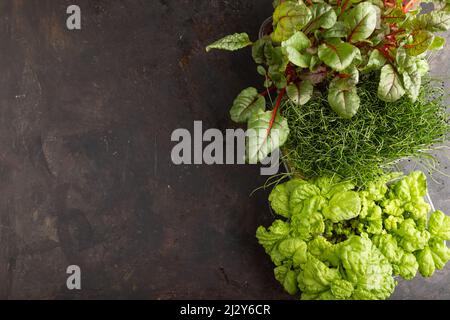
left=206, top=0, right=450, bottom=164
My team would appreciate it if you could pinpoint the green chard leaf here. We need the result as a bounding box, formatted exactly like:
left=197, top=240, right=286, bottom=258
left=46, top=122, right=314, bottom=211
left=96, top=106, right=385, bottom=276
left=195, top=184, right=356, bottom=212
left=322, top=21, right=349, bottom=38
left=318, top=38, right=359, bottom=71
left=378, top=64, right=405, bottom=102
left=246, top=110, right=290, bottom=164
left=309, top=55, right=322, bottom=71
left=362, top=49, right=386, bottom=72
left=265, top=44, right=290, bottom=88
left=344, top=2, right=378, bottom=43
left=382, top=8, right=406, bottom=24
left=304, top=3, right=338, bottom=33
left=206, top=33, right=252, bottom=52
left=342, top=65, right=359, bottom=85
left=352, top=46, right=363, bottom=67
left=257, top=65, right=267, bottom=76
left=264, top=78, right=273, bottom=88
left=272, top=2, right=312, bottom=42
left=396, top=48, right=421, bottom=101
left=230, top=87, right=266, bottom=123
left=328, top=77, right=361, bottom=119
left=281, top=31, right=314, bottom=68
left=282, top=31, right=311, bottom=51
left=286, top=80, right=314, bottom=106
left=270, top=72, right=288, bottom=89
left=252, top=36, right=272, bottom=64
left=429, top=36, right=446, bottom=50
left=402, top=70, right=421, bottom=102
left=272, top=0, right=301, bottom=8
left=285, top=48, right=313, bottom=67
left=405, top=30, right=435, bottom=56
left=369, top=24, right=389, bottom=46
left=405, top=10, right=450, bottom=32
left=265, top=44, right=289, bottom=72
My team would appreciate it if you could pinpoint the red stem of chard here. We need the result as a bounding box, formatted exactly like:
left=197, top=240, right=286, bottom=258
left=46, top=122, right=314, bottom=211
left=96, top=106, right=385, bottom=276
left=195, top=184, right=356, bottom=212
left=384, top=0, right=396, bottom=7
left=402, top=0, right=420, bottom=13
left=267, top=88, right=286, bottom=136
left=377, top=47, right=394, bottom=62
left=339, top=0, right=351, bottom=18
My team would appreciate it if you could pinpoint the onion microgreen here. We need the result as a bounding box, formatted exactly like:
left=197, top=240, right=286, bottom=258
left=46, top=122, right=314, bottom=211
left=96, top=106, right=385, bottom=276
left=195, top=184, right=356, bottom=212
left=282, top=75, right=449, bottom=185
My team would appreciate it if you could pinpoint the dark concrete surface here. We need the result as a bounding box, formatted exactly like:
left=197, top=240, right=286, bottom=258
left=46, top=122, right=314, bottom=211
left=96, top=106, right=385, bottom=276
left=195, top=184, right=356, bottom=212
left=0, top=0, right=448, bottom=300
left=0, top=0, right=290, bottom=300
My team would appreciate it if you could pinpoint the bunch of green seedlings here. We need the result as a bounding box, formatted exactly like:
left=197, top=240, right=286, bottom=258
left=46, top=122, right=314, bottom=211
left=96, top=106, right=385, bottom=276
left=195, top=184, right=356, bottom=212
left=282, top=75, right=449, bottom=185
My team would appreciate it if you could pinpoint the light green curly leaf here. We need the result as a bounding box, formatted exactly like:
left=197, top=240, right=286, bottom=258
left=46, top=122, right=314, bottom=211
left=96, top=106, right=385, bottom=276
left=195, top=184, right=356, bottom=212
left=322, top=191, right=361, bottom=222
left=429, top=210, right=450, bottom=240
left=274, top=266, right=299, bottom=295
left=256, top=220, right=290, bottom=253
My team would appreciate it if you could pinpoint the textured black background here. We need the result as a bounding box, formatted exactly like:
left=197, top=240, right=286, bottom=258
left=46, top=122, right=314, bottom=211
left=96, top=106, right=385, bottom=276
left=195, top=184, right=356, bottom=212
left=0, top=0, right=293, bottom=299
